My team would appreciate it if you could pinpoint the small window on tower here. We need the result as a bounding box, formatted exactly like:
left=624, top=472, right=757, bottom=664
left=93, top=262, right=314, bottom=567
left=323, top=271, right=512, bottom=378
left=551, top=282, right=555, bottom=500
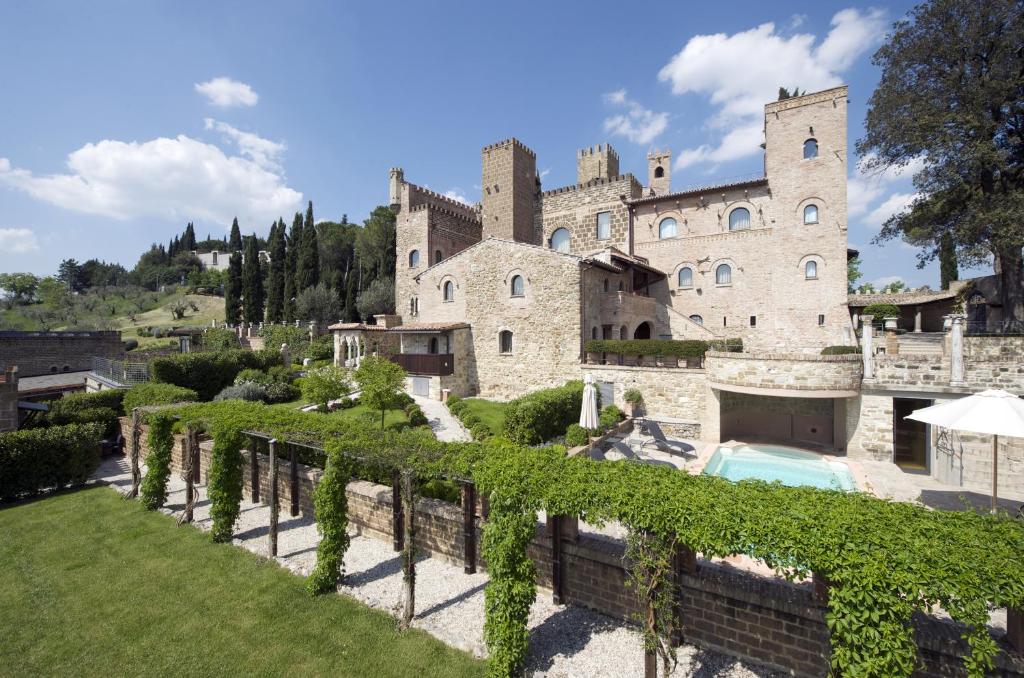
left=596, top=211, right=611, bottom=240
left=749, top=315, right=757, bottom=327
left=818, top=314, right=825, bottom=326
left=804, top=138, right=818, bottom=159
left=654, top=166, right=665, bottom=178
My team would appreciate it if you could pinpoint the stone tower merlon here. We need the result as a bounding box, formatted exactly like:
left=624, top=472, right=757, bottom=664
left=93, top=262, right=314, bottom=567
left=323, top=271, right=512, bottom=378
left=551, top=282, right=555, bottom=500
left=647, top=149, right=671, bottom=195
left=388, top=167, right=405, bottom=208
left=576, top=143, right=620, bottom=185
left=480, top=138, right=538, bottom=243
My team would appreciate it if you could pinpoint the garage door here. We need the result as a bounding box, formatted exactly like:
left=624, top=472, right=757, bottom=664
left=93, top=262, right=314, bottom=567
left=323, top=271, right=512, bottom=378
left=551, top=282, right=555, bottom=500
left=411, top=377, right=430, bottom=397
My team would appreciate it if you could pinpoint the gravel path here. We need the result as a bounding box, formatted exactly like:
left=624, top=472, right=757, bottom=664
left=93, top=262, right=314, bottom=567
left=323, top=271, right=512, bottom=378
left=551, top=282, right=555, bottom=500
left=94, top=456, right=780, bottom=677
left=414, top=395, right=472, bottom=442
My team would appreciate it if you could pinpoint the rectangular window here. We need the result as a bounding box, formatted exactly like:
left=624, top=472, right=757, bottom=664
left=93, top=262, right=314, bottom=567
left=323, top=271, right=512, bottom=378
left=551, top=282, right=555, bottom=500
left=749, top=315, right=756, bottom=327
left=818, top=314, right=825, bottom=326
left=596, top=211, right=612, bottom=240
left=723, top=317, right=728, bottom=327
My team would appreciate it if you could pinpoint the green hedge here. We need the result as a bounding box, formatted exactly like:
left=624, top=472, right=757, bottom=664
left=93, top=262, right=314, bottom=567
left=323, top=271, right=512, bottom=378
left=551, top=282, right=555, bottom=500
left=821, top=345, right=860, bottom=356
left=150, top=349, right=282, bottom=401
left=45, top=390, right=126, bottom=437
left=584, top=338, right=743, bottom=358
left=502, top=381, right=584, bottom=445
left=0, top=423, right=104, bottom=501
left=123, top=383, right=198, bottom=413
left=863, top=303, right=901, bottom=319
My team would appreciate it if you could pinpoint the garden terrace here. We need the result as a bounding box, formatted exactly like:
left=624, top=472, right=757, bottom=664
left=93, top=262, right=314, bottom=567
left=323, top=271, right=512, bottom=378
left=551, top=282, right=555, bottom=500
left=584, top=339, right=741, bottom=369
left=706, top=350, right=863, bottom=397
left=117, top=400, right=1024, bottom=678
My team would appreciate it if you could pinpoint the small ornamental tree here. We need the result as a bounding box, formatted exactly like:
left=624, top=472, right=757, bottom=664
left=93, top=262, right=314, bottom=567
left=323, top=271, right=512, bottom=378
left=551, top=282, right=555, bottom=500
left=208, top=423, right=245, bottom=542
left=354, top=355, right=406, bottom=430
left=301, top=365, right=351, bottom=411
left=307, top=451, right=353, bottom=595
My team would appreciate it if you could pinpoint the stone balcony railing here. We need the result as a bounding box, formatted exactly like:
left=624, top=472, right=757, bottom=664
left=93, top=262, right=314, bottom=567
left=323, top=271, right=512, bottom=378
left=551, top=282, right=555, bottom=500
left=599, top=290, right=658, bottom=318
left=705, top=351, right=863, bottom=397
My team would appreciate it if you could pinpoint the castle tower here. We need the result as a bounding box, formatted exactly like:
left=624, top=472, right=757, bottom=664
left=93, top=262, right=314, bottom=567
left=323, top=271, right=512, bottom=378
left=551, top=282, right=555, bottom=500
left=388, top=167, right=404, bottom=208
left=647, top=150, right=671, bottom=195
left=576, top=143, right=619, bottom=184
left=480, top=138, right=537, bottom=243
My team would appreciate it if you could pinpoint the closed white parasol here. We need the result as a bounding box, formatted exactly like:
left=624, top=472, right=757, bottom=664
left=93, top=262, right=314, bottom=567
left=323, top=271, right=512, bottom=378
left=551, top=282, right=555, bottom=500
left=579, top=374, right=600, bottom=430
left=905, top=389, right=1024, bottom=512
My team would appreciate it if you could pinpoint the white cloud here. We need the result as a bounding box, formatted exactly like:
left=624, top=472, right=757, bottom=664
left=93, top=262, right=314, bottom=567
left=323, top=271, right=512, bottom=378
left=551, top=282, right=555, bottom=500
left=0, top=135, right=302, bottom=227
left=658, top=8, right=887, bottom=169
left=673, top=123, right=764, bottom=169
left=602, top=90, right=669, bottom=145
left=871, top=275, right=905, bottom=289
left=848, top=154, right=925, bottom=216
left=443, top=189, right=474, bottom=206
left=539, top=168, right=551, bottom=180
left=0, top=227, right=40, bottom=253
left=864, top=191, right=918, bottom=230
left=194, top=77, right=259, bottom=108
left=204, top=118, right=285, bottom=171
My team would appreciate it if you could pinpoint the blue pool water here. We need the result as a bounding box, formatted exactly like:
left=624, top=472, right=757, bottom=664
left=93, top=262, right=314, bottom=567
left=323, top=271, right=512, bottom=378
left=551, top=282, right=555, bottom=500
left=703, top=445, right=855, bottom=491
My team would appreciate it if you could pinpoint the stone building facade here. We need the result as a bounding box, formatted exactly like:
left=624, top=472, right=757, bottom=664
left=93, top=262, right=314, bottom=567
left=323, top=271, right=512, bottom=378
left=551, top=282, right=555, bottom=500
left=0, top=330, right=124, bottom=378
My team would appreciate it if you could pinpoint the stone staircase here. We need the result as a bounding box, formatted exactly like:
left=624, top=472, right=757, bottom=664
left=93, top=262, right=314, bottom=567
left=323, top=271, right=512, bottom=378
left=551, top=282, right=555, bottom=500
left=896, top=332, right=945, bottom=357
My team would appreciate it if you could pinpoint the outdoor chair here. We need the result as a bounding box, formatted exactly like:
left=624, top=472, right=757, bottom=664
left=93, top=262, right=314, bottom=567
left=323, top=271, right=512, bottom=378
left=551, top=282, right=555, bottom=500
left=633, top=419, right=696, bottom=459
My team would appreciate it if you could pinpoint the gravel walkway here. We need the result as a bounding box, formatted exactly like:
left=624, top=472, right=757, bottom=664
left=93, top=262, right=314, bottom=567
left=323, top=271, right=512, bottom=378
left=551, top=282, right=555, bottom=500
left=414, top=395, right=472, bottom=442
left=94, top=456, right=780, bottom=677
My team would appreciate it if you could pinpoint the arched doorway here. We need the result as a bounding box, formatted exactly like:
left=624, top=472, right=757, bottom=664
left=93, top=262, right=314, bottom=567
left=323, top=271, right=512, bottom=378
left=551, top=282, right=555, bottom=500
left=633, top=322, right=652, bottom=339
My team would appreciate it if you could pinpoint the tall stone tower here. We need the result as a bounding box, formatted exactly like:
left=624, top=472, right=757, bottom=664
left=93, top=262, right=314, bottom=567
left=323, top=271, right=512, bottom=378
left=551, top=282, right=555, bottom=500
left=647, top=150, right=671, bottom=195
left=576, top=143, right=619, bottom=184
left=480, top=138, right=537, bottom=243
left=388, top=167, right=404, bottom=208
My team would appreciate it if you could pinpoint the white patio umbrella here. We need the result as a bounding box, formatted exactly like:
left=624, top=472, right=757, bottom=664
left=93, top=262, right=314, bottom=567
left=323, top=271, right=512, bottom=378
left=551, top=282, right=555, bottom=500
left=579, top=374, right=600, bottom=430
left=906, top=389, right=1024, bottom=512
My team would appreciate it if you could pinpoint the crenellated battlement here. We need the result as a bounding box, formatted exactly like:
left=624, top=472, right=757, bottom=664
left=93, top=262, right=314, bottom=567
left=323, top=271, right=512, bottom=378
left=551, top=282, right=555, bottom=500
left=578, top=143, right=619, bottom=161
left=540, top=173, right=639, bottom=198
left=481, top=137, right=536, bottom=158
left=409, top=184, right=478, bottom=213
left=409, top=201, right=483, bottom=226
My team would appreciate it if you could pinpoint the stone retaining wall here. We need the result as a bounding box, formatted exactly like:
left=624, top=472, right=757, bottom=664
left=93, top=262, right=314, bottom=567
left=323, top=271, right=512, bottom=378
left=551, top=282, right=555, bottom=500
left=0, top=330, right=124, bottom=377
left=706, top=351, right=862, bottom=394
left=120, top=418, right=1023, bottom=676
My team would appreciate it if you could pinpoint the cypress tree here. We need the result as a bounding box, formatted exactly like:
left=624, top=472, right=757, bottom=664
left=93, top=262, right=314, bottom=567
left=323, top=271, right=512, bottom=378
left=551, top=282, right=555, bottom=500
left=288, top=211, right=305, bottom=295
left=225, top=251, right=243, bottom=325
left=266, top=219, right=287, bottom=322
left=297, top=201, right=320, bottom=290
left=939, top=233, right=959, bottom=290
left=242, top=235, right=265, bottom=323
left=229, top=218, right=243, bottom=251
left=182, top=222, right=197, bottom=251
left=343, top=274, right=358, bottom=322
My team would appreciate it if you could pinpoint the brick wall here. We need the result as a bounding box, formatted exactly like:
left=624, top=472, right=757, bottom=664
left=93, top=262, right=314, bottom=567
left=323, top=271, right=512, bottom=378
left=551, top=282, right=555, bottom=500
left=0, top=330, right=124, bottom=377
left=0, top=366, right=19, bottom=432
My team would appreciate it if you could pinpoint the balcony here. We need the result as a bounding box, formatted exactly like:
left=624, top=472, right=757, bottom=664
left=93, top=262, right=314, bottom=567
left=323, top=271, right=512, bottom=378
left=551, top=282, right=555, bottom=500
left=387, top=353, right=455, bottom=376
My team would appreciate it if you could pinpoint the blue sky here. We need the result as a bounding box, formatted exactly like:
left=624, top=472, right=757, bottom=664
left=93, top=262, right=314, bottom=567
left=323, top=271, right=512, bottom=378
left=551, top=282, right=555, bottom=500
left=0, top=0, right=979, bottom=288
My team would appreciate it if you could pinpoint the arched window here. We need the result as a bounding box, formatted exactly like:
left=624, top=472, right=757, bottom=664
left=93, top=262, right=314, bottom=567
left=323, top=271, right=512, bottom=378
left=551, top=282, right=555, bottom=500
left=677, top=267, right=693, bottom=288
left=633, top=322, right=652, bottom=339
left=803, top=138, right=818, bottom=159
left=803, top=204, right=818, bottom=224
left=409, top=297, right=419, bottom=315
left=409, top=249, right=420, bottom=267
left=510, top=275, right=524, bottom=297
left=550, top=228, right=571, bottom=253
left=805, top=261, right=818, bottom=279
left=654, top=166, right=665, bottom=178
left=443, top=281, right=454, bottom=302
left=499, top=330, right=513, bottom=354
left=689, top=315, right=704, bottom=326
left=434, top=250, right=443, bottom=265
left=211, top=251, right=218, bottom=265
left=728, top=208, right=750, bottom=231
left=715, top=264, right=732, bottom=285
left=658, top=217, right=677, bottom=239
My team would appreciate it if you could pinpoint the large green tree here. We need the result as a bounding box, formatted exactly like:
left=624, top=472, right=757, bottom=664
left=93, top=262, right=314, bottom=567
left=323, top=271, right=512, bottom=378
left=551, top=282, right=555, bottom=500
left=57, top=258, right=84, bottom=293
left=228, top=218, right=243, bottom=251
left=353, top=355, right=406, bottom=430
left=296, top=201, right=320, bottom=292
left=859, top=0, right=1024, bottom=322
left=241, top=235, right=265, bottom=323
left=939, top=233, right=959, bottom=290
left=284, top=213, right=302, bottom=322
left=354, top=206, right=397, bottom=291
left=265, top=218, right=287, bottom=322
left=0, top=273, right=39, bottom=305
left=225, top=251, right=243, bottom=325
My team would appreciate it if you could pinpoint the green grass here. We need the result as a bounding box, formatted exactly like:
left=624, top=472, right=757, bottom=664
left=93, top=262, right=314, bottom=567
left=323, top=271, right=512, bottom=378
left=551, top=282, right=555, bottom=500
left=0, top=488, right=484, bottom=677
left=458, top=399, right=508, bottom=437
left=330, top=404, right=409, bottom=430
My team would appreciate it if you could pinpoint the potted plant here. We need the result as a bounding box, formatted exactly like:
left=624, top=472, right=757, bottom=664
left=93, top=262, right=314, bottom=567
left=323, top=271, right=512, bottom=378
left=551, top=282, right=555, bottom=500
left=623, top=388, right=643, bottom=417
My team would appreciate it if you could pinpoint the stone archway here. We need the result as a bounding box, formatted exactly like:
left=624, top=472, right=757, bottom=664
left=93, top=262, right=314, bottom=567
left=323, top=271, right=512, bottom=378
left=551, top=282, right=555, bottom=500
left=633, top=322, right=652, bottom=340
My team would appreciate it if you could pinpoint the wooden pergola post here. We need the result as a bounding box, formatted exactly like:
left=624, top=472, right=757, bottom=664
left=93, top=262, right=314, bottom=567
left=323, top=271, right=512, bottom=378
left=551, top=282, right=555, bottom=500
left=401, top=470, right=417, bottom=626
left=550, top=515, right=564, bottom=604
left=249, top=436, right=260, bottom=504
left=1007, top=607, right=1022, bottom=655
left=289, top=443, right=299, bottom=517
left=181, top=426, right=199, bottom=524
left=671, top=542, right=697, bottom=646
left=268, top=438, right=279, bottom=557
left=128, top=408, right=142, bottom=498
left=392, top=469, right=404, bottom=552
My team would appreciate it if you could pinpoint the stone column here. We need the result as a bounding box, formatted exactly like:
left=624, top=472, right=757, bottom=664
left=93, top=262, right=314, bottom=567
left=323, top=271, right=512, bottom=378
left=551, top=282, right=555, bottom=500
left=308, top=321, right=316, bottom=343
left=913, top=306, right=922, bottom=333
left=861, top=315, right=874, bottom=380
left=949, top=314, right=966, bottom=385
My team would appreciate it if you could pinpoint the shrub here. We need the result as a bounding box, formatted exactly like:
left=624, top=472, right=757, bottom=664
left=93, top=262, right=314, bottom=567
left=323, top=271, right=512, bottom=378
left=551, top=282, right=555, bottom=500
left=264, top=382, right=300, bottom=404
left=46, top=390, right=126, bottom=437
left=214, top=383, right=269, bottom=402
left=460, top=412, right=481, bottom=429
left=308, top=452, right=353, bottom=594
left=0, top=423, right=104, bottom=501
left=821, top=345, right=860, bottom=355
left=502, top=381, right=584, bottom=445
left=301, top=365, right=352, bottom=409
left=446, top=395, right=462, bottom=409
left=207, top=423, right=245, bottom=542
left=305, top=334, right=335, bottom=361
left=624, top=389, right=643, bottom=405
left=564, top=424, right=589, bottom=447
left=354, top=356, right=407, bottom=430
left=407, top=405, right=429, bottom=427
left=337, top=396, right=356, bottom=409
left=139, top=413, right=174, bottom=510
left=420, top=478, right=460, bottom=503
left=150, top=349, right=282, bottom=401
left=234, top=368, right=274, bottom=386
left=863, top=303, right=901, bottom=319
left=470, top=423, right=491, bottom=441
left=584, top=339, right=708, bottom=358
left=122, top=338, right=139, bottom=352
left=708, top=337, right=744, bottom=352
left=261, top=325, right=308, bottom=355
left=123, top=383, right=198, bottom=413
left=200, top=327, right=239, bottom=351
left=599, top=405, right=625, bottom=431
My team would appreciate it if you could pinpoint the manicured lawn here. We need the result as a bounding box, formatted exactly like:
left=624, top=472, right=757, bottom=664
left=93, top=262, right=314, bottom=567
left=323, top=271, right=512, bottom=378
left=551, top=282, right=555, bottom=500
left=330, top=404, right=409, bottom=430
left=0, top=488, right=484, bottom=677
left=459, top=398, right=508, bottom=437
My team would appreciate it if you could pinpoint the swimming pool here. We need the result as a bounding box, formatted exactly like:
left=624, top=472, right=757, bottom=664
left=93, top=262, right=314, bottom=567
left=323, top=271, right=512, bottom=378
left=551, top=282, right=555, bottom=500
left=703, top=444, right=856, bottom=491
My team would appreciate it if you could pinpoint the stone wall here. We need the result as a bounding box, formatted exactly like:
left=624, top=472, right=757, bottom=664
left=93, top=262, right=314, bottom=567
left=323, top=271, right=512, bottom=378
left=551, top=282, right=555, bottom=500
left=845, top=393, right=894, bottom=461
left=538, top=174, right=642, bottom=254
left=706, top=351, right=862, bottom=395
left=0, top=366, right=18, bottom=432
left=0, top=330, right=124, bottom=377
left=964, top=335, right=1024, bottom=361
left=720, top=391, right=837, bottom=448
left=581, top=363, right=708, bottom=424
left=480, top=139, right=537, bottom=243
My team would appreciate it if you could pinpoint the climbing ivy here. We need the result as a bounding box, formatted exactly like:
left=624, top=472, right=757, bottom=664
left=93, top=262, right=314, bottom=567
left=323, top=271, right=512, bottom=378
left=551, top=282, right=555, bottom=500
left=625, top=529, right=678, bottom=675
left=307, top=451, right=353, bottom=595
left=138, top=412, right=174, bottom=510
left=207, top=421, right=245, bottom=543
left=149, top=400, right=1024, bottom=678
